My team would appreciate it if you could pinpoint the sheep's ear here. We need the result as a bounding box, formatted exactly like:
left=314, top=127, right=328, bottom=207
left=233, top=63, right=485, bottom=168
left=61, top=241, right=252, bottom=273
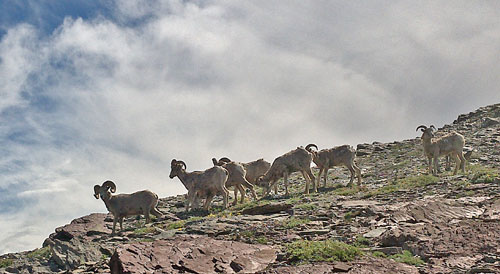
left=93, top=185, right=101, bottom=199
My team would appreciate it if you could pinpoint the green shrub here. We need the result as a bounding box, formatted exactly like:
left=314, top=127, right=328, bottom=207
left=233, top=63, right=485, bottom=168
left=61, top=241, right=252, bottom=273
left=166, top=220, right=185, bottom=230
left=286, top=240, right=362, bottom=264
left=0, top=258, right=13, bottom=268
left=389, top=250, right=424, bottom=266
left=281, top=217, right=310, bottom=229
left=354, top=236, right=371, bottom=248
left=371, top=251, right=387, bottom=258
left=133, top=226, right=156, bottom=235
left=26, top=247, right=51, bottom=260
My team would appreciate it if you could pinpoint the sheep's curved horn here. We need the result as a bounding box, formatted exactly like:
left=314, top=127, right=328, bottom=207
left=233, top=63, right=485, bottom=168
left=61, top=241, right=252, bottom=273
left=178, top=161, right=187, bottom=169
left=416, top=125, right=427, bottom=132
left=102, top=180, right=116, bottom=193
left=212, top=158, right=219, bottom=166
left=93, top=185, right=101, bottom=199
left=305, top=144, right=318, bottom=152
left=219, top=157, right=231, bottom=163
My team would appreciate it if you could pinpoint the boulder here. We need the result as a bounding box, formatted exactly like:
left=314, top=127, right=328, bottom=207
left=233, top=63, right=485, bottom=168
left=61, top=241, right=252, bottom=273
left=109, top=235, right=276, bottom=273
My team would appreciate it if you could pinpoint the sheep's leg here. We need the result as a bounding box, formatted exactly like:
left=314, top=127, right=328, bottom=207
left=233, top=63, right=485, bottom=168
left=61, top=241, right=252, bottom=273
left=306, top=167, right=316, bottom=193
left=273, top=182, right=278, bottom=195
left=119, top=217, right=124, bottom=232
left=347, top=165, right=355, bottom=186
left=427, top=157, right=433, bottom=174
left=232, top=185, right=239, bottom=206
left=237, top=184, right=247, bottom=203
left=151, top=207, right=162, bottom=218
left=353, top=162, right=362, bottom=186
left=144, top=210, right=151, bottom=224
left=284, top=171, right=290, bottom=196
left=186, top=191, right=196, bottom=212
left=203, top=194, right=214, bottom=210
left=240, top=178, right=258, bottom=200
left=301, top=171, right=310, bottom=194
left=450, top=153, right=462, bottom=175
left=316, top=168, right=323, bottom=188
left=112, top=217, right=117, bottom=235
left=222, top=185, right=230, bottom=209
left=434, top=156, right=440, bottom=174
left=323, top=168, right=329, bottom=188
left=458, top=151, right=466, bottom=173
left=445, top=155, right=451, bottom=171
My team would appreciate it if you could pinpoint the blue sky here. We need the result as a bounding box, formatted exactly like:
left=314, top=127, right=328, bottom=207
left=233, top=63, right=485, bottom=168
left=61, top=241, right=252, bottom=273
left=1, top=0, right=500, bottom=254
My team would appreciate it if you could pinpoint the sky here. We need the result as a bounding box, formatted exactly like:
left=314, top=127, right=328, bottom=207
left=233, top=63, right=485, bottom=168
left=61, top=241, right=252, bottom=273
left=1, top=0, right=499, bottom=254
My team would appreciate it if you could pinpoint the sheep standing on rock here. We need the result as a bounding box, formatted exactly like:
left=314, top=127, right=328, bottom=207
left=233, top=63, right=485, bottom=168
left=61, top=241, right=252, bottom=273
left=256, top=146, right=316, bottom=196
left=305, top=144, right=362, bottom=188
left=211, top=158, right=258, bottom=205
left=93, top=180, right=162, bottom=235
left=169, top=159, right=229, bottom=211
left=416, top=125, right=466, bottom=175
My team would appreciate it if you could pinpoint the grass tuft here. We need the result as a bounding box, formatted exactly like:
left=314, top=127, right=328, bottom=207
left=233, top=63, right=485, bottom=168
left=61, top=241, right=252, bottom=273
left=389, top=250, right=424, bottom=266
left=286, top=240, right=362, bottom=264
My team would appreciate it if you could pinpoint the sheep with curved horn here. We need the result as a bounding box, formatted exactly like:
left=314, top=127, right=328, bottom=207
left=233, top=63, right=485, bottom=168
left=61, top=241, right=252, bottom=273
left=169, top=159, right=229, bottom=211
left=305, top=143, right=361, bottom=188
left=211, top=157, right=259, bottom=205
left=93, top=180, right=162, bottom=235
left=416, top=125, right=466, bottom=175
left=256, top=146, right=316, bottom=196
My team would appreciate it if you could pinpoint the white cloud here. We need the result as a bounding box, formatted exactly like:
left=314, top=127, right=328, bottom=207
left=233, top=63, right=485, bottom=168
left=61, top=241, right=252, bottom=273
left=1, top=0, right=500, bottom=253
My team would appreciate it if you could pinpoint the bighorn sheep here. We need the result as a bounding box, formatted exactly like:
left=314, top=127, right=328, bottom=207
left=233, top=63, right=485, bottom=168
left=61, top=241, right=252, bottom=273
left=416, top=125, right=466, bottom=175
left=213, top=157, right=271, bottom=185
left=256, top=146, right=316, bottom=196
left=169, top=159, right=229, bottom=211
left=93, top=180, right=162, bottom=235
left=305, top=144, right=362, bottom=188
left=211, top=158, right=259, bottom=205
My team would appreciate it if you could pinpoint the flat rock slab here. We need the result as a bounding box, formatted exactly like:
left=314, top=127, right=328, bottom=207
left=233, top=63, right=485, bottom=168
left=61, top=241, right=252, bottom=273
left=110, top=235, right=276, bottom=273
left=337, top=200, right=380, bottom=208
left=241, top=203, right=293, bottom=215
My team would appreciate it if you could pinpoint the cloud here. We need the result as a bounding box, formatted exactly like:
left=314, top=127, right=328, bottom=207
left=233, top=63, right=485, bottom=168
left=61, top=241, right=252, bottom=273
left=1, top=0, right=500, bottom=253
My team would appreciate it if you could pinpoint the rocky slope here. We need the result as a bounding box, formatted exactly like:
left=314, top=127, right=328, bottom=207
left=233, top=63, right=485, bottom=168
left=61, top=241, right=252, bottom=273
left=1, top=103, right=499, bottom=274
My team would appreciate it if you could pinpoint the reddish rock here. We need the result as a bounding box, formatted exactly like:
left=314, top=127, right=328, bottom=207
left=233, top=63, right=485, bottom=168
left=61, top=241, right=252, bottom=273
left=109, top=235, right=277, bottom=273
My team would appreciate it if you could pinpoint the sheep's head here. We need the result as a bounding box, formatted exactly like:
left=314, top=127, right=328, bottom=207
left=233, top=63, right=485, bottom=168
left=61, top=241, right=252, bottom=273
left=416, top=125, right=436, bottom=139
left=170, top=159, right=186, bottom=179
left=305, top=144, right=318, bottom=153
left=93, top=180, right=116, bottom=199
left=212, top=157, right=231, bottom=166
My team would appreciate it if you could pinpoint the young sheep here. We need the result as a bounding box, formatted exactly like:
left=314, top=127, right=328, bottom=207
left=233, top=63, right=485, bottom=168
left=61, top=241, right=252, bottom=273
left=93, top=180, right=162, bottom=235
left=305, top=144, right=362, bottom=188
left=256, top=146, right=316, bottom=196
left=211, top=158, right=259, bottom=205
left=416, top=125, right=466, bottom=175
left=169, top=159, right=229, bottom=211
left=214, top=157, right=272, bottom=196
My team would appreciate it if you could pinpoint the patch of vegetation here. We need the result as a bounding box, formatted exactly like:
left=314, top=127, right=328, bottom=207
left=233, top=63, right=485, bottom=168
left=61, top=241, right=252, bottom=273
left=371, top=251, right=387, bottom=258
left=255, top=236, right=269, bottom=244
left=166, top=220, right=186, bottom=230
left=344, top=210, right=362, bottom=221
left=468, top=164, right=499, bottom=184
left=388, top=250, right=425, bottom=266
left=353, top=236, right=371, bottom=248
left=366, top=175, right=439, bottom=197
left=334, top=185, right=360, bottom=196
left=295, top=203, right=317, bottom=211
left=281, top=217, right=310, bottom=229
left=133, top=226, right=156, bottom=235
left=0, top=258, right=13, bottom=268
left=232, top=199, right=270, bottom=212
left=286, top=240, right=362, bottom=264
left=26, top=247, right=51, bottom=260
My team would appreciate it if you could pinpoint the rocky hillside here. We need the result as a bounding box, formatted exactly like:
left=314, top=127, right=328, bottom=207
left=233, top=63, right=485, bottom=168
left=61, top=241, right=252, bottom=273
left=1, top=103, right=499, bottom=274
